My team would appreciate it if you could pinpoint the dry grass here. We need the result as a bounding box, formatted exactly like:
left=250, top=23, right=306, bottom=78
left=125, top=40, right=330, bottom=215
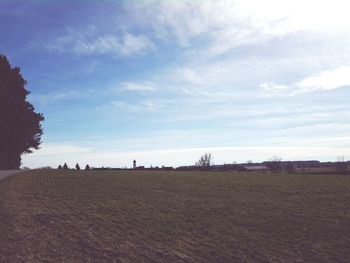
left=0, top=170, right=349, bottom=262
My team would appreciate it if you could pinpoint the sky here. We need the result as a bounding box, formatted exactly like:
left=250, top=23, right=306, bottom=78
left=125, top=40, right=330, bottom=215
left=1, top=0, right=350, bottom=168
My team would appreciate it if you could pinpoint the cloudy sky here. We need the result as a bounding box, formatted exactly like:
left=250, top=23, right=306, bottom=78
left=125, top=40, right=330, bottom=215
left=1, top=0, right=350, bottom=168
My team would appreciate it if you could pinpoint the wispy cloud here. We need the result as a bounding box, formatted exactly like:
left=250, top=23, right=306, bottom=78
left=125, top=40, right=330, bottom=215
left=110, top=100, right=159, bottom=112
left=260, top=66, right=350, bottom=96
left=11, top=0, right=350, bottom=167
left=183, top=88, right=238, bottom=99
left=127, top=0, right=350, bottom=55
left=29, top=90, right=92, bottom=107
left=296, top=66, right=350, bottom=93
left=47, top=29, right=155, bottom=56
left=119, top=81, right=156, bottom=92
left=260, top=82, right=289, bottom=94
left=176, top=68, right=203, bottom=84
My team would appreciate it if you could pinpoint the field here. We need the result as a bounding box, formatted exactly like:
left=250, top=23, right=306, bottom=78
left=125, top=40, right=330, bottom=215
left=0, top=170, right=349, bottom=262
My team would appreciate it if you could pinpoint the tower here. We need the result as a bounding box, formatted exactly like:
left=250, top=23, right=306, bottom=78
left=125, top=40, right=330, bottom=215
left=133, top=160, right=136, bottom=169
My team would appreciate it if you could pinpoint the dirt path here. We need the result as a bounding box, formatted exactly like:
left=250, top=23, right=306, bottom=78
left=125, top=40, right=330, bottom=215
left=0, top=170, right=24, bottom=181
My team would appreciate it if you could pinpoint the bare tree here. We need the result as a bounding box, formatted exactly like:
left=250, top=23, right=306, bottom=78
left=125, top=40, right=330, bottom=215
left=195, top=153, right=213, bottom=169
left=266, top=156, right=282, bottom=173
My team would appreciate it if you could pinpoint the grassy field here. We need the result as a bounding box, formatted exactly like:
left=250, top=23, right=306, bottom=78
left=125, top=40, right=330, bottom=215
left=0, top=170, right=349, bottom=262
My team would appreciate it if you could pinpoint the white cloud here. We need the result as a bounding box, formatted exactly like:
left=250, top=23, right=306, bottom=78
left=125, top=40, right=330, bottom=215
left=30, top=0, right=350, bottom=167
left=177, top=68, right=203, bottom=84
left=127, top=0, right=350, bottom=55
left=29, top=90, right=91, bottom=107
left=170, top=63, right=249, bottom=90
left=297, top=66, right=350, bottom=92
left=260, top=82, right=289, bottom=93
left=117, top=33, right=156, bottom=55
left=119, top=81, right=156, bottom=92
left=48, top=31, right=155, bottom=56
left=183, top=88, right=238, bottom=99
left=111, top=100, right=159, bottom=112
left=259, top=66, right=350, bottom=96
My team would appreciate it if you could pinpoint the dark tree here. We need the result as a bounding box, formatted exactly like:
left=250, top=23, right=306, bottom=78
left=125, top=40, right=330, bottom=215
left=57, top=165, right=62, bottom=170
left=75, top=163, right=80, bottom=170
left=266, top=156, right=282, bottom=173
left=0, top=55, right=44, bottom=169
left=63, top=163, right=68, bottom=170
left=195, top=153, right=213, bottom=169
left=85, top=164, right=90, bottom=170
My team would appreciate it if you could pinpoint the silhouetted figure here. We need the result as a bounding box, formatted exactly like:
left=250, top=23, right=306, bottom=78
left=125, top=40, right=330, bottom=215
left=133, top=160, right=136, bottom=169
left=57, top=165, right=62, bottom=170
left=63, top=163, right=68, bottom=170
left=85, top=164, right=90, bottom=170
left=0, top=55, right=44, bottom=170
left=75, top=163, right=80, bottom=170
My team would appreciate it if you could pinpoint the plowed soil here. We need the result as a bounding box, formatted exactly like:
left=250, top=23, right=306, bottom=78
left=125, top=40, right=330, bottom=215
left=0, top=170, right=349, bottom=262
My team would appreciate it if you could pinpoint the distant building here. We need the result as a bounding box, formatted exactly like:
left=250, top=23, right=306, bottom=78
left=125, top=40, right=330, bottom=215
left=242, top=165, right=270, bottom=172
left=133, top=160, right=136, bottom=169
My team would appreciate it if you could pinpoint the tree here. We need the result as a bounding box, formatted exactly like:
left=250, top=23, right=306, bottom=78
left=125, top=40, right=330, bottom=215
left=75, top=163, right=80, bottom=170
left=0, top=55, right=44, bottom=169
left=57, top=165, right=62, bottom=170
left=195, top=153, right=213, bottom=169
left=266, top=156, right=282, bottom=173
left=85, top=164, right=90, bottom=170
left=63, top=163, right=68, bottom=170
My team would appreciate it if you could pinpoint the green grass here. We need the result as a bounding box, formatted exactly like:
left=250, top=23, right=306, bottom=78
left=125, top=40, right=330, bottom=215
left=0, top=170, right=349, bottom=262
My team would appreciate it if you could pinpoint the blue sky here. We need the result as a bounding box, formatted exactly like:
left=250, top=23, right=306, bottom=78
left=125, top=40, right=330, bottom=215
left=1, top=0, right=350, bottom=168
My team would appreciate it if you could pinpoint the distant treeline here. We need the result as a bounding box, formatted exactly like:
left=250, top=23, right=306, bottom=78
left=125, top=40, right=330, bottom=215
left=50, top=160, right=349, bottom=174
